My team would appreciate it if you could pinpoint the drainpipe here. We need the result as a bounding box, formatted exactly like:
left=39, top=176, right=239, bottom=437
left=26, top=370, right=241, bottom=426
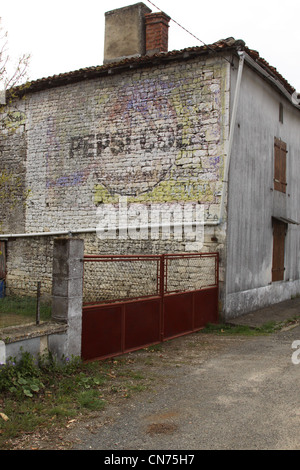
left=206, top=50, right=245, bottom=226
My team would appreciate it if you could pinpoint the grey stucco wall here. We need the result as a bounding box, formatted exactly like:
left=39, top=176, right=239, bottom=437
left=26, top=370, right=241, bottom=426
left=225, top=59, right=300, bottom=317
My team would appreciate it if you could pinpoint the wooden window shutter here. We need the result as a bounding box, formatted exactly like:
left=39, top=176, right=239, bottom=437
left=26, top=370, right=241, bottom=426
left=272, top=219, right=286, bottom=282
left=274, top=137, right=287, bottom=193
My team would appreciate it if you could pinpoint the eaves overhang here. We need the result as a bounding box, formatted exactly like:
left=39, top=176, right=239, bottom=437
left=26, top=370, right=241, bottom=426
left=7, top=39, right=239, bottom=98
left=4, top=37, right=297, bottom=106
left=241, top=50, right=300, bottom=110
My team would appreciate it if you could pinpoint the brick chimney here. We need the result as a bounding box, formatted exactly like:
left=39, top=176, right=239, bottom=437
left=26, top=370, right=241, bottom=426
left=145, top=11, right=171, bottom=55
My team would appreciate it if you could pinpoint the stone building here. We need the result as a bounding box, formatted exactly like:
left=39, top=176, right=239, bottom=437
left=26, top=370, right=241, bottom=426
left=1, top=2, right=300, bottom=319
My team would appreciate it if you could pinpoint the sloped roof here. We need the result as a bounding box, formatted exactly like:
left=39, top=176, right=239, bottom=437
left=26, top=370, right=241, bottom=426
left=10, top=37, right=295, bottom=98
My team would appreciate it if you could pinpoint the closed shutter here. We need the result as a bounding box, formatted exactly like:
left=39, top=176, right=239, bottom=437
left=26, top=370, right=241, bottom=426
left=274, top=138, right=287, bottom=193
left=272, top=219, right=286, bottom=282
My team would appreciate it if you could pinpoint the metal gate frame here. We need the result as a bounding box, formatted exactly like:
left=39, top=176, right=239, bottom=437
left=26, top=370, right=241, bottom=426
left=81, top=253, right=219, bottom=361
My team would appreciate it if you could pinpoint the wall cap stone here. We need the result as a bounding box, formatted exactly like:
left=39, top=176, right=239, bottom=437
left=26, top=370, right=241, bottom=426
left=0, top=321, right=67, bottom=344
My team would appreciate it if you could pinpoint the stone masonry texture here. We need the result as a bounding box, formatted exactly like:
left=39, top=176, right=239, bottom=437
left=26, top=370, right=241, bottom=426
left=0, top=55, right=229, bottom=297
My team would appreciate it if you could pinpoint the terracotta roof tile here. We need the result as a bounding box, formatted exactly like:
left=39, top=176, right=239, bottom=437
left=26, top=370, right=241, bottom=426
left=10, top=37, right=295, bottom=97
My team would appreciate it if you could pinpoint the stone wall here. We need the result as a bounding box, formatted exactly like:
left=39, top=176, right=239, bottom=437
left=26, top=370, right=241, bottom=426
left=83, top=252, right=218, bottom=304
left=5, top=236, right=54, bottom=298
left=0, top=54, right=229, bottom=300
left=22, top=55, right=229, bottom=233
left=0, top=102, right=27, bottom=233
left=4, top=229, right=224, bottom=299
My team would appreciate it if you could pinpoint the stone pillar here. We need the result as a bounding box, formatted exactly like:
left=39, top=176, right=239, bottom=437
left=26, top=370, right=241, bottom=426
left=51, top=238, right=84, bottom=358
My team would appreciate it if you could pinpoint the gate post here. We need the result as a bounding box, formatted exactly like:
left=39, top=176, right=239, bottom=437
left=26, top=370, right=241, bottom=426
left=160, top=254, right=165, bottom=342
left=51, top=238, right=84, bottom=359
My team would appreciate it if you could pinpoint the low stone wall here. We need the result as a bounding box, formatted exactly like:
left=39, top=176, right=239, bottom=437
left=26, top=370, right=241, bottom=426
left=0, top=321, right=68, bottom=363
left=3, top=227, right=224, bottom=299
left=0, top=238, right=84, bottom=363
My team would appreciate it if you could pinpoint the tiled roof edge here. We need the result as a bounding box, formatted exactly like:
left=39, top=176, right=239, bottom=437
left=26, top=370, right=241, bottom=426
left=7, top=37, right=295, bottom=98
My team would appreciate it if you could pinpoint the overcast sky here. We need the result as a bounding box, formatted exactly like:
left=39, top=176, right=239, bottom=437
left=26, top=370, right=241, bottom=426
left=1, top=0, right=300, bottom=91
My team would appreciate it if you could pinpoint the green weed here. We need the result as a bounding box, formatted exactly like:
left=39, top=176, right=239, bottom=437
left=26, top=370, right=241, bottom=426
left=201, top=320, right=294, bottom=336
left=0, top=350, right=146, bottom=449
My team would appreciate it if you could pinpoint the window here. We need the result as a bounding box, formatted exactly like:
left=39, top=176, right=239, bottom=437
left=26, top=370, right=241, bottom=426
left=279, top=103, right=283, bottom=123
left=274, top=137, right=287, bottom=193
left=272, top=218, right=286, bottom=282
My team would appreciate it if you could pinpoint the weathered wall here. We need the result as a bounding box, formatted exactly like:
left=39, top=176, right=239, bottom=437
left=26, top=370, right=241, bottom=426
left=226, top=60, right=300, bottom=317
left=0, top=103, right=27, bottom=233
left=1, top=54, right=230, bottom=303
left=4, top=229, right=223, bottom=299
left=5, top=236, right=54, bottom=298
left=104, top=3, right=151, bottom=63
left=23, top=56, right=229, bottom=232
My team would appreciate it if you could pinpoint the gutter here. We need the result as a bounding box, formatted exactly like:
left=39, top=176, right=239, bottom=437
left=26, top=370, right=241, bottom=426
left=0, top=222, right=204, bottom=239
left=0, top=228, right=97, bottom=239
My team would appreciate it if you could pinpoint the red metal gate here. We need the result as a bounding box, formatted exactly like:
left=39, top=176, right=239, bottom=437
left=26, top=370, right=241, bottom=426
left=81, top=253, right=218, bottom=361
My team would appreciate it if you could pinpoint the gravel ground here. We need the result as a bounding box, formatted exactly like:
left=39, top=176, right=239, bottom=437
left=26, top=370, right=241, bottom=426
left=65, top=325, right=300, bottom=451
left=12, top=320, right=300, bottom=451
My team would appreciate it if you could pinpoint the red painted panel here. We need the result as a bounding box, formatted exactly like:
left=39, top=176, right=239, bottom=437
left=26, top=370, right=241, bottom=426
left=124, top=298, right=161, bottom=351
left=193, top=287, right=219, bottom=328
left=81, top=304, right=123, bottom=360
left=163, top=292, right=193, bottom=339
left=81, top=253, right=219, bottom=361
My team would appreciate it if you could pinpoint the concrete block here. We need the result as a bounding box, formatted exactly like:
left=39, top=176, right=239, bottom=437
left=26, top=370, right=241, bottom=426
left=0, top=341, right=5, bottom=364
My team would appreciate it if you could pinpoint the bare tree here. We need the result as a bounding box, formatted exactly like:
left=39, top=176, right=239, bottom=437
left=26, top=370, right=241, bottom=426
left=0, top=17, right=30, bottom=104
left=0, top=18, right=31, bottom=236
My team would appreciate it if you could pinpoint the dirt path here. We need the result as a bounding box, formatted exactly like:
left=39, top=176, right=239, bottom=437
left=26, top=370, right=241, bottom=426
left=9, top=322, right=300, bottom=450
left=7, top=298, right=300, bottom=451
left=9, top=331, right=242, bottom=450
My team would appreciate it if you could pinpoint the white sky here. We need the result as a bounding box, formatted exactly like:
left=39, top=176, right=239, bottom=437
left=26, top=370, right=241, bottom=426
left=1, top=0, right=300, bottom=90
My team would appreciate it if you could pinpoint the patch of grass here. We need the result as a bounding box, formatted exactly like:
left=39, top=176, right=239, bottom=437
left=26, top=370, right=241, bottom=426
left=0, top=350, right=146, bottom=449
left=46, top=405, right=77, bottom=419
left=144, top=343, right=164, bottom=353
left=77, top=390, right=106, bottom=411
left=201, top=321, right=283, bottom=336
left=0, top=296, right=52, bottom=326
left=0, top=399, right=47, bottom=439
left=118, top=370, right=145, bottom=380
